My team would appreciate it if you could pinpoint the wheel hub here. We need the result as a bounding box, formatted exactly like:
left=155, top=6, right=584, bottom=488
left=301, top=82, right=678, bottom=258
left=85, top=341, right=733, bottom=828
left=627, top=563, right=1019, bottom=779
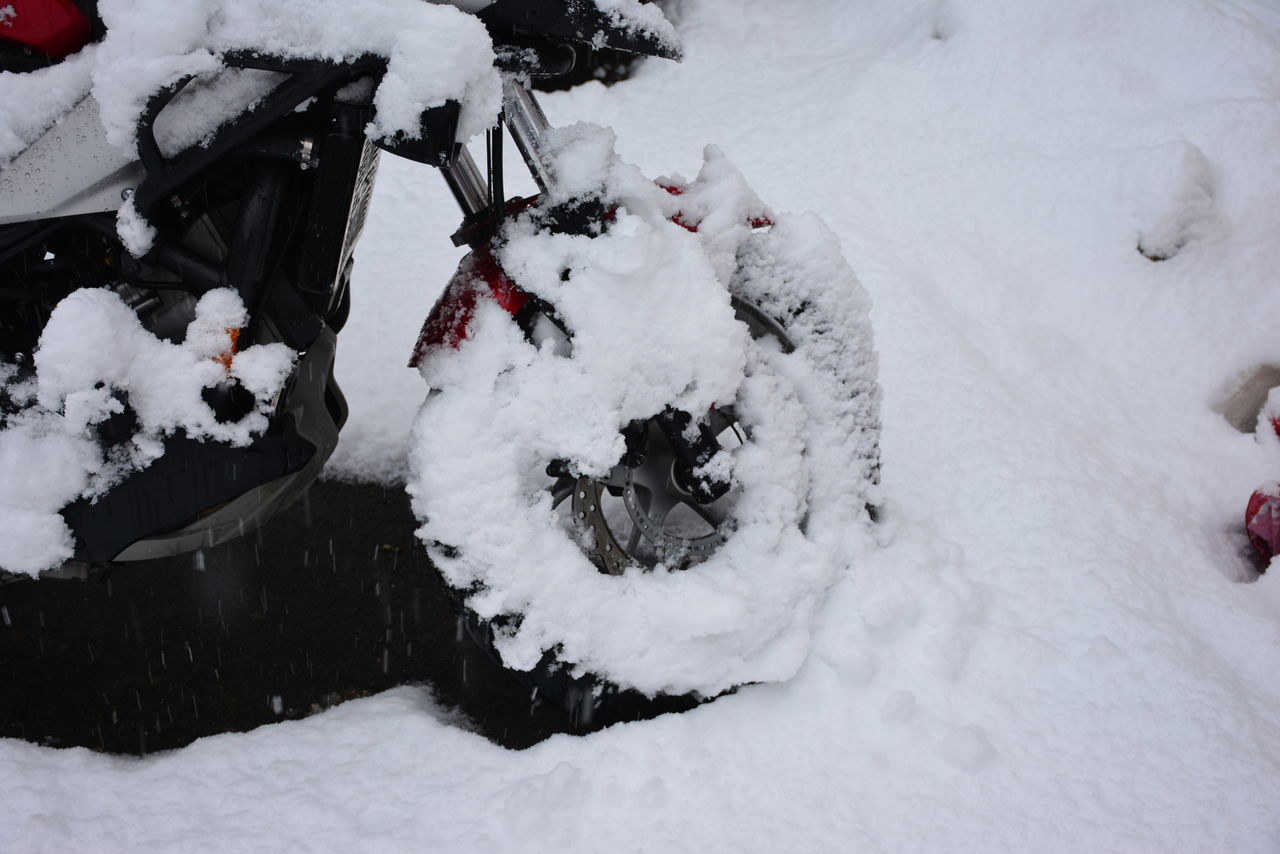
left=569, top=417, right=733, bottom=574
left=553, top=295, right=792, bottom=575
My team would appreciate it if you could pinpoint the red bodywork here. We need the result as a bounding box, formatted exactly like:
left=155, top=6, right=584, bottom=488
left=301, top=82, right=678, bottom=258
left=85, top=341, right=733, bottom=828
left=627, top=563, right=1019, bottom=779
left=409, top=186, right=773, bottom=366
left=0, top=0, right=91, bottom=60
left=658, top=182, right=773, bottom=233
left=1246, top=489, right=1279, bottom=564
left=1246, top=416, right=1280, bottom=567
left=408, top=246, right=530, bottom=367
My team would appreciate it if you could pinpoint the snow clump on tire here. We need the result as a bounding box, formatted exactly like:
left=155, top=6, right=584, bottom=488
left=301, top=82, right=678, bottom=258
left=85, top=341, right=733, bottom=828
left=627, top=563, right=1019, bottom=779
left=408, top=125, right=879, bottom=697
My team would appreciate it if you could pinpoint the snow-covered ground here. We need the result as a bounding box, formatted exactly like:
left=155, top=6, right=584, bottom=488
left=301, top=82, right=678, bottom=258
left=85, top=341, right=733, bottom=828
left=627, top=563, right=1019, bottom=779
left=6, top=0, right=1280, bottom=850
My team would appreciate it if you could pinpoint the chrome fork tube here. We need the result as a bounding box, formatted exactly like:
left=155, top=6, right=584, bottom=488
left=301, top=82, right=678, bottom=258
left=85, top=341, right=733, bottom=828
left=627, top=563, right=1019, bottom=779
left=439, top=76, right=555, bottom=219
left=440, top=146, right=489, bottom=218
left=501, top=77, right=554, bottom=194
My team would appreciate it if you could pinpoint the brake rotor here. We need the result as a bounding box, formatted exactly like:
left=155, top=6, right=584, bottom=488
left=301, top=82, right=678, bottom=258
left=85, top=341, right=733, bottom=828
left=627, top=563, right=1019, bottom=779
left=557, top=295, right=790, bottom=576
left=570, top=417, right=734, bottom=575
left=570, top=476, right=632, bottom=575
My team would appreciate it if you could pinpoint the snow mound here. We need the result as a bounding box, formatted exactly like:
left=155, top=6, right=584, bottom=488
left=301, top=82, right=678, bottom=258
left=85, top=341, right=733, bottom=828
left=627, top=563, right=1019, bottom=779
left=0, top=288, right=295, bottom=574
left=407, top=129, right=879, bottom=696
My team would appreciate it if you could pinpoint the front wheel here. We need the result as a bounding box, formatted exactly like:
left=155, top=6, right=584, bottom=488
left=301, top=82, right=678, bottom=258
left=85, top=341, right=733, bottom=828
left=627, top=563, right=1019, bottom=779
left=409, top=175, right=879, bottom=719
left=475, top=290, right=855, bottom=725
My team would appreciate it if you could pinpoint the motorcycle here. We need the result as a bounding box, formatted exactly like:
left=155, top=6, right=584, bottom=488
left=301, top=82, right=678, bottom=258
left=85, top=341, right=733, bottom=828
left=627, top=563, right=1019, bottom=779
left=0, top=0, right=880, bottom=721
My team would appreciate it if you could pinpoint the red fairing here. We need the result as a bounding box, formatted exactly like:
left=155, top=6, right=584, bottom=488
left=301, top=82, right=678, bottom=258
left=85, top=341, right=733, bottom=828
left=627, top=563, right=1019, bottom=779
left=408, top=185, right=771, bottom=367
left=1245, top=415, right=1280, bottom=566
left=1246, top=488, right=1280, bottom=565
left=658, top=181, right=773, bottom=232
left=408, top=246, right=530, bottom=368
left=0, top=0, right=92, bottom=59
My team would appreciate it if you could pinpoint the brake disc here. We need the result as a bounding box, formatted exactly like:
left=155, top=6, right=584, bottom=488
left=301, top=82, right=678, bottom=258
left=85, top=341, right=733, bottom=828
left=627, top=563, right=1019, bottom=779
left=553, top=295, right=790, bottom=575
left=570, top=415, right=733, bottom=575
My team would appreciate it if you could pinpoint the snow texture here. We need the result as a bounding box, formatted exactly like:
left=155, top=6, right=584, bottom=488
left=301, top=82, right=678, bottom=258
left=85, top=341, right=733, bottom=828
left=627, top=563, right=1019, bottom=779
left=589, top=0, right=681, bottom=55
left=408, top=130, right=878, bottom=694
left=5, top=0, right=1280, bottom=851
left=0, top=51, right=93, bottom=165
left=0, top=289, right=294, bottom=574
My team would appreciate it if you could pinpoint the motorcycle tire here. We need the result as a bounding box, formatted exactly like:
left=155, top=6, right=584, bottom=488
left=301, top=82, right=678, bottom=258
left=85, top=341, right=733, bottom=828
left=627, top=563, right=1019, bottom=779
left=431, top=246, right=878, bottom=725
left=445, top=299, right=789, bottom=729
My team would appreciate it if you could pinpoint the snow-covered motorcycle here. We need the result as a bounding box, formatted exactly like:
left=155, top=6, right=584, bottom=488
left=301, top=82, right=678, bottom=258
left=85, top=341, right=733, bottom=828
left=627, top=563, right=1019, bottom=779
left=0, top=0, right=880, bottom=719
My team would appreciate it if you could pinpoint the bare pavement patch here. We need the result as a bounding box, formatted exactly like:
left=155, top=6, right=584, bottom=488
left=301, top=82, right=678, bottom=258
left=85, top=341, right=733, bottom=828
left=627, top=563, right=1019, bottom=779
left=0, top=480, right=577, bottom=754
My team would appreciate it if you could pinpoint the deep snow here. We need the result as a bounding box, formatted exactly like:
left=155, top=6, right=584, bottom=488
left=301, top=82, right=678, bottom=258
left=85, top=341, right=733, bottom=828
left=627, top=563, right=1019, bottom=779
left=5, top=0, right=1280, bottom=850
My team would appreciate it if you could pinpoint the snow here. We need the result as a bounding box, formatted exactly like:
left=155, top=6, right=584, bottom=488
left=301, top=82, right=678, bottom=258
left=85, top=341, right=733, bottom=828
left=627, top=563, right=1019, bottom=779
left=588, top=0, right=681, bottom=55
left=0, top=51, right=93, bottom=166
left=5, top=0, right=1280, bottom=850
left=0, top=0, right=501, bottom=252
left=408, top=135, right=877, bottom=693
left=0, top=289, right=295, bottom=573
left=151, top=67, right=285, bottom=156
left=112, top=196, right=155, bottom=257
left=0, top=0, right=499, bottom=255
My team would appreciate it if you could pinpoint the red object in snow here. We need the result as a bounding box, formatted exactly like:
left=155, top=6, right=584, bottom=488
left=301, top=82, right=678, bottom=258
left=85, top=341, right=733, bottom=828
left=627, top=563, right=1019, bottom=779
left=0, top=0, right=92, bottom=60
left=1246, top=489, right=1280, bottom=564
left=657, top=181, right=774, bottom=232
left=407, top=245, right=530, bottom=367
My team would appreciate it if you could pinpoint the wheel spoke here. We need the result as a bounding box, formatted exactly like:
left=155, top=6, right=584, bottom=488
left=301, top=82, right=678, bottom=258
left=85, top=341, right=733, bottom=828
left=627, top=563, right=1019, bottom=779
left=604, top=465, right=629, bottom=490
left=627, top=453, right=668, bottom=496
left=685, top=497, right=729, bottom=529
left=550, top=477, right=575, bottom=509
left=642, top=482, right=680, bottom=525
left=706, top=405, right=737, bottom=434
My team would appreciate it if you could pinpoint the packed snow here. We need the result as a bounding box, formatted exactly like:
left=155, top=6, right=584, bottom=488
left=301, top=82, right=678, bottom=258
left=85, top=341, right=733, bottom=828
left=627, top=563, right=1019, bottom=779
left=4, top=0, right=1280, bottom=851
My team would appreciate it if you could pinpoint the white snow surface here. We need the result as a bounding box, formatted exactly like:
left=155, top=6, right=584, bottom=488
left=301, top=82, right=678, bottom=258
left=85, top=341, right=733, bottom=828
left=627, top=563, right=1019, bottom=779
left=6, top=0, right=1280, bottom=850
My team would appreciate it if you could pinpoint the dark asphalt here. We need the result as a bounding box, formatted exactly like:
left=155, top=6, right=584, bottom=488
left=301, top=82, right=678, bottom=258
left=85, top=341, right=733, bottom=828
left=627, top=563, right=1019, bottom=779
left=0, top=481, right=586, bottom=754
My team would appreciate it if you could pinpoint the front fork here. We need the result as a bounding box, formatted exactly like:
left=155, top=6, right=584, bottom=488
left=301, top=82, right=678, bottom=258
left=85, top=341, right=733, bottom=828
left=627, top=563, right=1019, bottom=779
left=418, top=80, right=736, bottom=507
left=408, top=77, right=556, bottom=363
left=439, top=77, right=555, bottom=234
